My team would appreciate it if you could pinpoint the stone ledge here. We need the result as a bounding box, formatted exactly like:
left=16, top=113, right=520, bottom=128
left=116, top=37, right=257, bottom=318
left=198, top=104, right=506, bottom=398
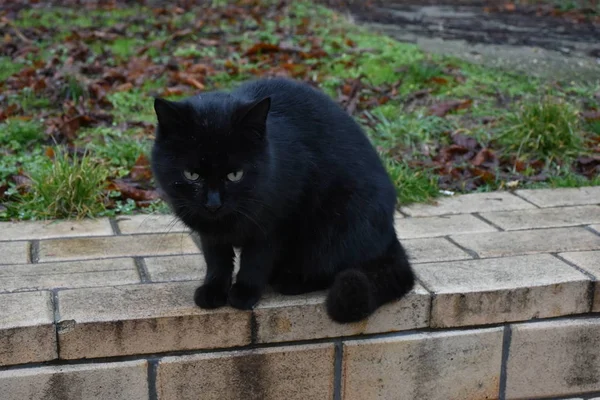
left=37, top=233, right=200, bottom=263
left=0, top=241, right=30, bottom=265
left=2, top=315, right=600, bottom=399
left=0, top=229, right=597, bottom=366
left=516, top=187, right=600, bottom=208
left=0, top=360, right=148, bottom=400
left=0, top=219, right=113, bottom=242
left=414, top=254, right=592, bottom=328
left=342, top=327, right=504, bottom=400
left=0, top=291, right=56, bottom=367
left=400, top=191, right=535, bottom=216
left=0, top=258, right=140, bottom=293
left=56, top=282, right=252, bottom=359
left=1, top=249, right=594, bottom=365
left=506, top=317, right=600, bottom=399
left=254, top=284, right=430, bottom=343
left=157, top=344, right=335, bottom=400
left=1, top=188, right=600, bottom=399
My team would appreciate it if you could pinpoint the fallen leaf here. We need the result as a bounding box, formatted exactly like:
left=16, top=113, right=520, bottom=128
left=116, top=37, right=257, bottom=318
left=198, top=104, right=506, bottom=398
left=582, top=110, right=600, bottom=121
left=244, top=43, right=281, bottom=56
left=428, top=99, right=472, bottom=117
left=428, top=76, right=449, bottom=85
left=113, top=179, right=159, bottom=202
left=451, top=132, right=479, bottom=151
left=115, top=82, right=133, bottom=92
left=472, top=148, right=497, bottom=167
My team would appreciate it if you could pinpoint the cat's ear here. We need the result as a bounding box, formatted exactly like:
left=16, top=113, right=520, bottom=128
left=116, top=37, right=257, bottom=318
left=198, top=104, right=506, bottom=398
left=236, top=96, right=271, bottom=138
left=154, top=98, right=186, bottom=130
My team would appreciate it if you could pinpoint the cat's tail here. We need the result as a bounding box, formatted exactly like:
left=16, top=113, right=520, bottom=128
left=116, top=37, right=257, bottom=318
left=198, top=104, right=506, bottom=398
left=325, top=238, right=415, bottom=323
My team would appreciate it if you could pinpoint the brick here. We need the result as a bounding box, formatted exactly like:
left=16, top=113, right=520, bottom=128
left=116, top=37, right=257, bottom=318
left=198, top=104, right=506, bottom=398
left=414, top=254, right=590, bottom=327
left=450, top=227, right=600, bottom=258
left=0, top=241, right=29, bottom=265
left=560, top=251, right=600, bottom=312
left=516, top=187, right=600, bottom=207
left=394, top=214, right=496, bottom=239
left=0, top=291, right=56, bottom=366
left=57, top=281, right=251, bottom=359
left=506, top=317, right=600, bottom=399
left=144, top=254, right=206, bottom=282
left=38, top=233, right=199, bottom=262
left=480, top=205, right=600, bottom=230
left=400, top=192, right=534, bottom=217
left=0, top=360, right=148, bottom=400
left=116, top=214, right=188, bottom=235
left=157, top=344, right=334, bottom=400
left=0, top=219, right=113, bottom=242
left=404, top=237, right=472, bottom=263
left=342, top=327, right=503, bottom=400
left=254, top=284, right=430, bottom=343
left=0, top=258, right=139, bottom=293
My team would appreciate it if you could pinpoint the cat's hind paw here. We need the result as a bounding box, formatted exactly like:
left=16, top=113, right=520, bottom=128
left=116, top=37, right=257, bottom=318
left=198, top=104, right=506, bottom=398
left=326, top=269, right=376, bottom=323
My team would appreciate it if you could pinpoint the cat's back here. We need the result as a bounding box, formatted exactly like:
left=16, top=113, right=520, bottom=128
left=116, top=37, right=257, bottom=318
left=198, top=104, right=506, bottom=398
left=233, top=78, right=394, bottom=202
left=233, top=78, right=374, bottom=150
left=233, top=78, right=355, bottom=129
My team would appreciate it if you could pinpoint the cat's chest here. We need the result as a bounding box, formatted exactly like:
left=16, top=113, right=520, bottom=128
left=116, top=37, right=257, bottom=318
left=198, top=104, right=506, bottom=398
left=195, top=218, right=264, bottom=247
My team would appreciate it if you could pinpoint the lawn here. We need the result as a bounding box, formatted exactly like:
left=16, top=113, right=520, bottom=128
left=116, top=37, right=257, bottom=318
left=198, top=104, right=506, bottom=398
left=0, top=0, right=599, bottom=220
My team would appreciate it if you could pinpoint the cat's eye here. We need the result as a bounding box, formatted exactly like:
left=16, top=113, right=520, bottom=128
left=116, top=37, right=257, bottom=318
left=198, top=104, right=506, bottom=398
left=226, top=170, right=244, bottom=182
left=182, top=170, right=200, bottom=181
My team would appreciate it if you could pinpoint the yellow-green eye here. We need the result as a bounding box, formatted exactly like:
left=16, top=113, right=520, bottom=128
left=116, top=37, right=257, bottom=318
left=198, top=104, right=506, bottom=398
left=183, top=171, right=200, bottom=181
left=227, top=170, right=244, bottom=182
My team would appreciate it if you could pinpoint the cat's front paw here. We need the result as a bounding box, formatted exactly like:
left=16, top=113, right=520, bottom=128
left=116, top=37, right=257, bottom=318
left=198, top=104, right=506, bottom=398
left=194, top=284, right=228, bottom=309
left=228, top=283, right=261, bottom=310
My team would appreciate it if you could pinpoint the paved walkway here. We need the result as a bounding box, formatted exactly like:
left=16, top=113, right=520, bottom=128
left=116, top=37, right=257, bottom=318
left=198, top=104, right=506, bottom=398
left=333, top=0, right=600, bottom=82
left=1, top=187, right=600, bottom=399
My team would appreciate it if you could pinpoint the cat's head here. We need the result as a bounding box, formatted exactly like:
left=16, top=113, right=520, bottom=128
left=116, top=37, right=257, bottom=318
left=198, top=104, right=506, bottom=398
left=150, top=92, right=271, bottom=223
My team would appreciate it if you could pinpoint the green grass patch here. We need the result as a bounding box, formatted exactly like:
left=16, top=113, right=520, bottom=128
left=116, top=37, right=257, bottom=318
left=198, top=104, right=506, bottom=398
left=107, top=91, right=155, bottom=123
left=496, top=98, right=584, bottom=163
left=15, top=8, right=94, bottom=28
left=77, top=127, right=151, bottom=175
left=369, top=108, right=454, bottom=155
left=0, top=119, right=44, bottom=150
left=111, top=38, right=140, bottom=59
left=15, top=149, right=109, bottom=220
left=8, top=88, right=52, bottom=112
left=0, top=57, right=23, bottom=80
left=386, top=159, right=440, bottom=205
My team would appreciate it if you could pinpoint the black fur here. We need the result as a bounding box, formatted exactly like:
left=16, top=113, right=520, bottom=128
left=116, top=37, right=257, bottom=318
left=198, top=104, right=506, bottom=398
left=150, top=77, right=415, bottom=323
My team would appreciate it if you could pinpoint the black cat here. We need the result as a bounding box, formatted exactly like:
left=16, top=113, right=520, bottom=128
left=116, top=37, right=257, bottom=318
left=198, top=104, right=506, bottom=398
left=150, top=77, right=415, bottom=323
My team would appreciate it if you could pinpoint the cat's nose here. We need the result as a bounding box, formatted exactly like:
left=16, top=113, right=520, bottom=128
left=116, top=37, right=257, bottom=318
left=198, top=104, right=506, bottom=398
left=205, top=190, right=222, bottom=212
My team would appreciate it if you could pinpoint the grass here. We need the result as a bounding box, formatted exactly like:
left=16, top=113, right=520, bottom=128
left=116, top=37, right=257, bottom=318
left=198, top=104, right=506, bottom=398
left=0, top=57, right=23, bottom=81
left=77, top=127, right=152, bottom=176
left=0, top=0, right=598, bottom=221
left=0, top=119, right=44, bottom=150
left=386, top=160, right=441, bottom=204
left=107, top=91, right=155, bottom=123
left=496, top=98, right=584, bottom=164
left=13, top=149, right=109, bottom=220
left=368, top=108, right=455, bottom=156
